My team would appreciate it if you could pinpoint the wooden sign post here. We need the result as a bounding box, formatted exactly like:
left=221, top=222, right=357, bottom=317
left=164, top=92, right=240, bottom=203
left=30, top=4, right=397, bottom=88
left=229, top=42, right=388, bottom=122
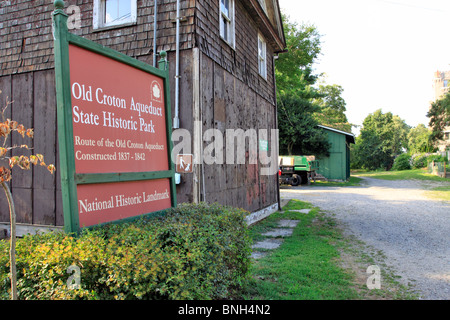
left=52, top=0, right=176, bottom=233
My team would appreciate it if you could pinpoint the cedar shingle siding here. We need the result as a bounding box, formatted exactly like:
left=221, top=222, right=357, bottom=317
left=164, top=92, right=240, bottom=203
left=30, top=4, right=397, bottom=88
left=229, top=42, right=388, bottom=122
left=0, top=0, right=196, bottom=76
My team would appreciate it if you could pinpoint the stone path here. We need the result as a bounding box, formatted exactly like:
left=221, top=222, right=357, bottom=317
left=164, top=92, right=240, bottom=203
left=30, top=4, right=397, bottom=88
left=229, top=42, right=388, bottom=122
left=251, top=209, right=312, bottom=259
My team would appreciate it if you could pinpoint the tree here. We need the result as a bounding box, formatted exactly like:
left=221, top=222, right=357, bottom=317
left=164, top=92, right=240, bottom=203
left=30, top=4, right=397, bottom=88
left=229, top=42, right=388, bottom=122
left=275, top=15, right=321, bottom=97
left=0, top=92, right=55, bottom=300
left=276, top=15, right=331, bottom=156
left=427, top=92, right=450, bottom=147
left=278, top=93, right=330, bottom=156
left=407, top=124, right=436, bottom=154
left=314, top=82, right=353, bottom=133
left=353, top=109, right=410, bottom=170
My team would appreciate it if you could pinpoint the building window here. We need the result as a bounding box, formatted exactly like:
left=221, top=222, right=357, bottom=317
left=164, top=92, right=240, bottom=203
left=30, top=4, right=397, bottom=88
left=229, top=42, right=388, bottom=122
left=220, top=0, right=235, bottom=47
left=258, top=33, right=267, bottom=79
left=93, top=0, right=137, bottom=30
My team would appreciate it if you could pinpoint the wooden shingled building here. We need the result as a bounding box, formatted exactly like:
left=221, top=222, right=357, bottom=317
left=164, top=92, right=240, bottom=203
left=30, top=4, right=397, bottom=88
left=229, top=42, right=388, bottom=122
left=0, top=0, right=286, bottom=234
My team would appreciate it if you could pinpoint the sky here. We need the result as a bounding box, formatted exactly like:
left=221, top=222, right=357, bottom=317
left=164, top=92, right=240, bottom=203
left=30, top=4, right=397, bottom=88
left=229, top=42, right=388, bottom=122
left=278, top=0, right=450, bottom=135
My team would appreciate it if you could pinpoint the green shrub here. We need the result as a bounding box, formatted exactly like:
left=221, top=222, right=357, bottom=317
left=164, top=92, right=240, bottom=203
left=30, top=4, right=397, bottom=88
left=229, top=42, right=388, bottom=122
left=392, top=153, right=411, bottom=171
left=0, top=203, right=251, bottom=300
left=411, top=154, right=428, bottom=168
left=426, top=154, right=448, bottom=164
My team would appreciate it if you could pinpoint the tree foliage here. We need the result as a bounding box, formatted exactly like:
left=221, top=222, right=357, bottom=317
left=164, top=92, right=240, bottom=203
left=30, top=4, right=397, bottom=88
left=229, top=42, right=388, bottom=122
left=275, top=16, right=321, bottom=97
left=278, top=94, right=330, bottom=156
left=276, top=15, right=331, bottom=156
left=427, top=92, right=450, bottom=148
left=407, top=124, right=436, bottom=154
left=314, top=83, right=352, bottom=133
left=352, top=109, right=410, bottom=170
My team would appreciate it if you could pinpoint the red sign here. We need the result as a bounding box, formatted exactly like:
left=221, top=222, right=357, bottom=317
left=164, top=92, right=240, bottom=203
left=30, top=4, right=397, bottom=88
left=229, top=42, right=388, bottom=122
left=77, top=179, right=171, bottom=227
left=53, top=8, right=175, bottom=233
left=69, top=45, right=168, bottom=174
left=67, top=45, right=172, bottom=226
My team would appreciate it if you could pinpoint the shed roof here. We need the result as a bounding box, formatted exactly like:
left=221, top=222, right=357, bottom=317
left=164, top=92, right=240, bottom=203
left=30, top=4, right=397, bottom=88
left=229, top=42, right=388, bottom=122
left=318, top=125, right=356, bottom=144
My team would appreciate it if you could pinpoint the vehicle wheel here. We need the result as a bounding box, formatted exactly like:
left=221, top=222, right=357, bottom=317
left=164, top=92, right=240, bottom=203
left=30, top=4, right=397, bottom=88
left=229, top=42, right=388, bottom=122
left=291, top=174, right=301, bottom=186
left=300, top=172, right=308, bottom=185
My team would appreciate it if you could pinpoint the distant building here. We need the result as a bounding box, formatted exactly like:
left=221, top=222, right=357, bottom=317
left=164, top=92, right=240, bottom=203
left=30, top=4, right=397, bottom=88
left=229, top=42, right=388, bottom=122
left=432, top=70, right=450, bottom=153
left=433, top=70, right=450, bottom=101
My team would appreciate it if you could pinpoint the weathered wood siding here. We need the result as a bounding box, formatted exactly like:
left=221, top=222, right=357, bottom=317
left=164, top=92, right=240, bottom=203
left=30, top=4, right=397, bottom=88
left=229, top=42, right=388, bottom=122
left=195, top=0, right=277, bottom=105
left=195, top=0, right=278, bottom=210
left=0, top=0, right=196, bottom=76
left=0, top=70, right=62, bottom=225
left=198, top=54, right=277, bottom=211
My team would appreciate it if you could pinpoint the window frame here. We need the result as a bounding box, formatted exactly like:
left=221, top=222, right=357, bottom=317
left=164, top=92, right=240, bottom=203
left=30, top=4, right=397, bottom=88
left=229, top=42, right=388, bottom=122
left=219, top=0, right=235, bottom=48
left=258, top=0, right=267, bottom=13
left=93, top=0, right=137, bottom=30
left=258, top=33, right=267, bottom=80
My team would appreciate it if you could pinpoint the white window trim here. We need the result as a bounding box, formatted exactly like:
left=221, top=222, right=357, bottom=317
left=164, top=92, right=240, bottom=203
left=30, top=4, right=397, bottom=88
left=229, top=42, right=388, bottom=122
left=258, top=33, right=267, bottom=80
left=219, top=0, right=235, bottom=48
left=258, top=0, right=267, bottom=13
left=93, top=0, right=137, bottom=30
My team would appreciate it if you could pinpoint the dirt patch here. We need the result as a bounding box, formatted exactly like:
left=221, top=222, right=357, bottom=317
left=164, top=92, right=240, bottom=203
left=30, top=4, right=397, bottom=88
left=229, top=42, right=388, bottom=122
left=338, top=249, right=388, bottom=300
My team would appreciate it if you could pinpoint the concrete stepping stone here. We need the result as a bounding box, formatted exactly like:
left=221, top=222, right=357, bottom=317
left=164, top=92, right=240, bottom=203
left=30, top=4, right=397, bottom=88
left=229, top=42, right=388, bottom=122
left=262, top=228, right=293, bottom=238
left=278, top=219, right=300, bottom=228
left=287, top=209, right=312, bottom=214
left=252, top=238, right=284, bottom=250
left=251, top=251, right=268, bottom=260
left=251, top=219, right=301, bottom=259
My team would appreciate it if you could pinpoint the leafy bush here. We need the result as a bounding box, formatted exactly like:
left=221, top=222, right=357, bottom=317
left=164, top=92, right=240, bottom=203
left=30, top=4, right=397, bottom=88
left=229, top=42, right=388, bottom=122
left=411, top=153, right=428, bottom=169
left=392, top=153, right=411, bottom=171
left=426, top=154, right=448, bottom=164
left=0, top=203, right=251, bottom=300
left=411, top=153, right=448, bottom=169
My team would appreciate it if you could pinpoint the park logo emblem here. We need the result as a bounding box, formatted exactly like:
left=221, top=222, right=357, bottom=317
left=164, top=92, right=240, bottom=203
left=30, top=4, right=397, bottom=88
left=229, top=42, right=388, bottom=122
left=151, top=80, right=162, bottom=103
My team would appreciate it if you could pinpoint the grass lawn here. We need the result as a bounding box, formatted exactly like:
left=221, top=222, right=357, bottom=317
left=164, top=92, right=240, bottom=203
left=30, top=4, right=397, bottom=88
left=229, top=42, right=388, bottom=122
left=312, top=176, right=363, bottom=187
left=242, top=200, right=417, bottom=300
left=427, top=186, right=450, bottom=201
left=354, top=168, right=448, bottom=182
left=354, top=168, right=450, bottom=202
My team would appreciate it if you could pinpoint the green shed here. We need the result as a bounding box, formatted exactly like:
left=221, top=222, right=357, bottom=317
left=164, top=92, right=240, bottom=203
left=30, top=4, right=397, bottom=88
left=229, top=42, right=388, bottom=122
left=316, top=125, right=356, bottom=181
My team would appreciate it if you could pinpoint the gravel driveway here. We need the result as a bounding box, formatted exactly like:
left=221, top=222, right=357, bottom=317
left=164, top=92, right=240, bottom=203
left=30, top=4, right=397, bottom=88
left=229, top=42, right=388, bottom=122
left=280, top=177, right=450, bottom=300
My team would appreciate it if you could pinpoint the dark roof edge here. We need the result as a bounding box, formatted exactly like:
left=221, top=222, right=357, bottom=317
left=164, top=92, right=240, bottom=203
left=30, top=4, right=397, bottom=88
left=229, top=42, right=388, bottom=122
left=318, top=125, right=356, bottom=144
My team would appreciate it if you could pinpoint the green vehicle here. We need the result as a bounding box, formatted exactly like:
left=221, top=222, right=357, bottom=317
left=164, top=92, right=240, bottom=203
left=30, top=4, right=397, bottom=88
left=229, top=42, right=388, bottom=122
left=278, top=155, right=319, bottom=186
